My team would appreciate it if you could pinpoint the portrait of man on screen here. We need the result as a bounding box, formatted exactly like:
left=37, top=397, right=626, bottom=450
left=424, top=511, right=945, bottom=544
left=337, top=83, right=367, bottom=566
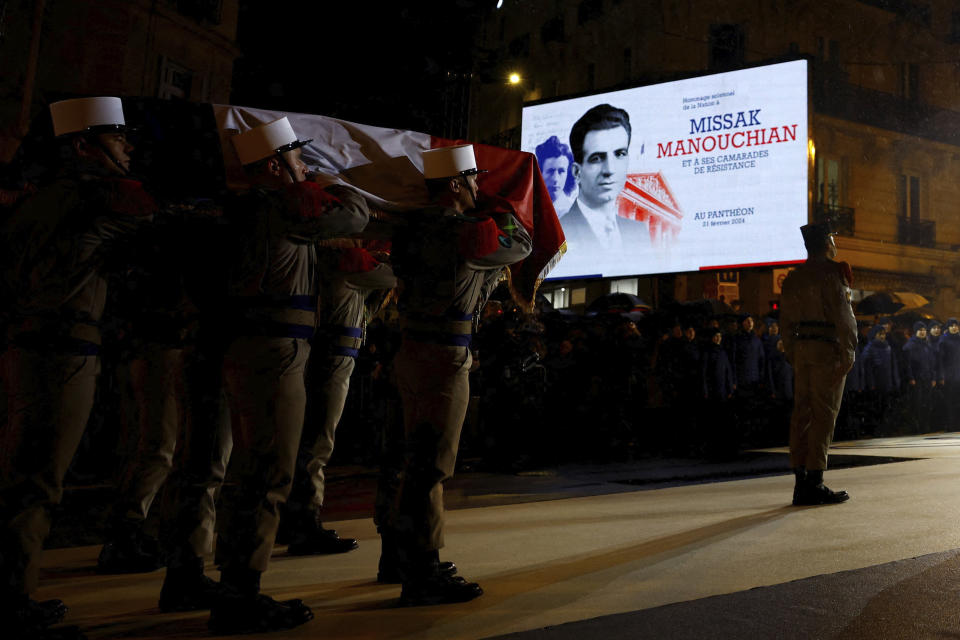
left=561, top=103, right=651, bottom=261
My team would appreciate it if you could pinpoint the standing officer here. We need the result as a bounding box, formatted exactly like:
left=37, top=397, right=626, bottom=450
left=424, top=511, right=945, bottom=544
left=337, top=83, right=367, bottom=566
left=383, top=144, right=532, bottom=606
left=780, top=222, right=857, bottom=505
left=903, top=321, right=936, bottom=432
left=282, top=243, right=396, bottom=555
left=0, top=97, right=154, bottom=638
left=209, top=117, right=370, bottom=634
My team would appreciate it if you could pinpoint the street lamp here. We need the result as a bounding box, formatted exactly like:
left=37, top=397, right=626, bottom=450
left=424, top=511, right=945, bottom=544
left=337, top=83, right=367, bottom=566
left=508, top=72, right=522, bottom=85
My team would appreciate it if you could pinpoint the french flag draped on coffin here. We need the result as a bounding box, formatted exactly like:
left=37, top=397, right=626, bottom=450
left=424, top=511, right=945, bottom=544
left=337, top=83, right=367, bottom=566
left=213, top=104, right=566, bottom=305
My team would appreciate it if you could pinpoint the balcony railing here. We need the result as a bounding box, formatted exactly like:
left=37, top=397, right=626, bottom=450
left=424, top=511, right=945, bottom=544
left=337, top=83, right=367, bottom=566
left=897, top=217, right=936, bottom=248
left=813, top=203, right=855, bottom=237
left=812, top=62, right=960, bottom=148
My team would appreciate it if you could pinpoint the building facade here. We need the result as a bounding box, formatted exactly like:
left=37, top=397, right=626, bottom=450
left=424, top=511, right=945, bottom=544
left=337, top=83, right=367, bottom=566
left=2, top=0, right=240, bottom=160
left=471, top=0, right=960, bottom=320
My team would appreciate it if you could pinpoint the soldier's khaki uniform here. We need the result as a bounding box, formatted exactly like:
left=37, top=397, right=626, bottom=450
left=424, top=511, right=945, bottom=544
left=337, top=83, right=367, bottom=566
left=388, top=206, right=531, bottom=552
left=780, top=257, right=857, bottom=471
left=0, top=173, right=152, bottom=594
left=216, top=184, right=368, bottom=573
left=122, top=208, right=235, bottom=568
left=117, top=346, right=183, bottom=523
left=290, top=253, right=396, bottom=517
left=168, top=210, right=238, bottom=566
left=110, top=209, right=202, bottom=528
left=166, top=346, right=233, bottom=566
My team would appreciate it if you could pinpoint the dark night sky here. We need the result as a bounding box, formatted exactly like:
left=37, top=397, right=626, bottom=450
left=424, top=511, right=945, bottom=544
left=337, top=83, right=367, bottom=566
left=231, top=1, right=490, bottom=134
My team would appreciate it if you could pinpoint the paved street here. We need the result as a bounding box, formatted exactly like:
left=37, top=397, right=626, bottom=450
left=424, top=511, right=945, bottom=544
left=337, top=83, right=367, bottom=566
left=38, top=434, right=960, bottom=639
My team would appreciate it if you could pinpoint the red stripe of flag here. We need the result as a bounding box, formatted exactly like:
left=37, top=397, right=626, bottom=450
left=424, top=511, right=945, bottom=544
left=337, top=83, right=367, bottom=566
left=432, top=136, right=566, bottom=307
left=700, top=259, right=804, bottom=270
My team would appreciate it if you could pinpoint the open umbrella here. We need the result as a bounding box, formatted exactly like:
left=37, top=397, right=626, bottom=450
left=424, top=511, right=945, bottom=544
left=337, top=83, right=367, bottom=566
left=891, top=292, right=930, bottom=310
left=855, top=292, right=904, bottom=316
left=585, top=293, right=651, bottom=321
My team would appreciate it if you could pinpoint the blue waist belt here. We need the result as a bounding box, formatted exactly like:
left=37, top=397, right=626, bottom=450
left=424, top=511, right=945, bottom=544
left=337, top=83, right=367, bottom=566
left=400, top=312, right=473, bottom=346
left=231, top=296, right=317, bottom=339
left=334, top=326, right=364, bottom=338
left=327, top=325, right=362, bottom=358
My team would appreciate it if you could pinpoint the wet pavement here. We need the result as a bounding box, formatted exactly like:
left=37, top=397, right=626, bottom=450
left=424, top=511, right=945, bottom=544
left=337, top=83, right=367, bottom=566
left=36, top=433, right=960, bottom=638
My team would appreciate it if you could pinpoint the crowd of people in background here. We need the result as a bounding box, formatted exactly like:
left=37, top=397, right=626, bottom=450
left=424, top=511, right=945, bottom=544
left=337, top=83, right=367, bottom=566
left=329, top=301, right=956, bottom=471
left=468, top=304, right=795, bottom=464
left=844, top=316, right=960, bottom=438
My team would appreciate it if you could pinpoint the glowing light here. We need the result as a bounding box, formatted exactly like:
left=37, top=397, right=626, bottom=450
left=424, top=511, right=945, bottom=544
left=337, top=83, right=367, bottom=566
left=508, top=72, right=521, bottom=85
left=808, top=139, right=815, bottom=162
left=496, top=0, right=504, bottom=8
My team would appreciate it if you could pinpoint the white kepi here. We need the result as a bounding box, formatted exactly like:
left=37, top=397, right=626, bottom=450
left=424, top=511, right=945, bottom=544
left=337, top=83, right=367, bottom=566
left=231, top=117, right=312, bottom=166
left=49, top=97, right=127, bottom=137
left=422, top=144, right=487, bottom=179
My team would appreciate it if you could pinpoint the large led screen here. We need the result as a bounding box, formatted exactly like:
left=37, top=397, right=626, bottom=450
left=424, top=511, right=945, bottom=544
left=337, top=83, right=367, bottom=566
left=522, top=60, right=808, bottom=279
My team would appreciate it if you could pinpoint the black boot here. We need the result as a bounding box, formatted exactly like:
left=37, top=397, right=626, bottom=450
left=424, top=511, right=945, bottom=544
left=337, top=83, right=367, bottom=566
left=96, top=522, right=164, bottom=574
left=377, top=532, right=456, bottom=584
left=791, top=467, right=806, bottom=505
left=1, top=594, right=68, bottom=630
left=0, top=593, right=90, bottom=639
left=208, top=594, right=313, bottom=635
left=158, top=555, right=232, bottom=612
left=286, top=517, right=358, bottom=556
left=399, top=550, right=481, bottom=607
left=794, top=469, right=849, bottom=506
left=208, top=568, right=313, bottom=635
